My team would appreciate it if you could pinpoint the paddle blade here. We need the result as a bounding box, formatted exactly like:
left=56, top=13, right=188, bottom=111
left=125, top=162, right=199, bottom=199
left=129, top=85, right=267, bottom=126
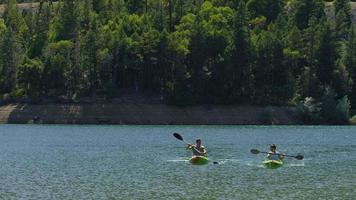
left=295, top=155, right=304, bottom=160
left=173, top=133, right=184, bottom=141
left=250, top=149, right=260, bottom=154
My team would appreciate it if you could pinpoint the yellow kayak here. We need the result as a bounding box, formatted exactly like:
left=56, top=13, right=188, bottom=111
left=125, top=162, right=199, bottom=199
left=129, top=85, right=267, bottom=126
left=190, top=156, right=209, bottom=165
left=263, top=160, right=283, bottom=169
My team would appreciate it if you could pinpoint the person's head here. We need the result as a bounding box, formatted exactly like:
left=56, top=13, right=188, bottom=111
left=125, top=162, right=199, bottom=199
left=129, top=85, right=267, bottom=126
left=270, top=144, right=277, bottom=152
left=196, top=139, right=202, bottom=147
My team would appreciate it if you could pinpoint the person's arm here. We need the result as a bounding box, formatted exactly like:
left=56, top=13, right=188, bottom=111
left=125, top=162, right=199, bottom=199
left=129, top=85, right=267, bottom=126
left=267, top=151, right=272, bottom=159
left=201, top=147, right=207, bottom=156
left=279, top=154, right=285, bottom=160
left=186, top=144, right=193, bottom=150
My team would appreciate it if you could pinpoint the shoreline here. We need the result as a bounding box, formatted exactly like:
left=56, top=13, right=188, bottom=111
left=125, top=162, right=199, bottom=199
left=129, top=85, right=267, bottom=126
left=0, top=103, right=301, bottom=125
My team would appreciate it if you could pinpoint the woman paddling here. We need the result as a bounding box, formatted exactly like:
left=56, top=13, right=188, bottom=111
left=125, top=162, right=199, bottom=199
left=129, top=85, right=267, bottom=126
left=187, top=139, right=207, bottom=157
left=267, top=144, right=284, bottom=161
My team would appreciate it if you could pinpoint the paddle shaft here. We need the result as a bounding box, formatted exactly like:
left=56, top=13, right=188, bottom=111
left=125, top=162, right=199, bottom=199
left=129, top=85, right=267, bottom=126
left=258, top=151, right=299, bottom=159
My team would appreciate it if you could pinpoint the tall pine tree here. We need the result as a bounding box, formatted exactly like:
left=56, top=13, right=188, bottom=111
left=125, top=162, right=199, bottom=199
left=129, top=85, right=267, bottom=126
left=231, top=0, right=253, bottom=102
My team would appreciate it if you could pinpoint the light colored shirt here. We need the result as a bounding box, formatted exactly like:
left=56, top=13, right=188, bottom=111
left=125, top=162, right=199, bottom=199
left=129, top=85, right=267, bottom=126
left=268, top=151, right=281, bottom=160
left=191, top=145, right=206, bottom=156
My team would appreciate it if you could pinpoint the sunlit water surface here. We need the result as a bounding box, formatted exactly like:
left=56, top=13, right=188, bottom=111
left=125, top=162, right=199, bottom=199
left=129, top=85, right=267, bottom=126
left=0, top=125, right=355, bottom=199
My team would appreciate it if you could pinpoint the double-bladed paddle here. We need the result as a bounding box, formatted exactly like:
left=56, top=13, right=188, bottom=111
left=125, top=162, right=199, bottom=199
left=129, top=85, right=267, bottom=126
left=173, top=133, right=218, bottom=164
left=250, top=149, right=304, bottom=160
left=173, top=133, right=204, bottom=154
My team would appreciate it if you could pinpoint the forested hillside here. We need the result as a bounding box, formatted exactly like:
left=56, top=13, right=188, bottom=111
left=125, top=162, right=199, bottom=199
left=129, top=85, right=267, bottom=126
left=0, top=0, right=356, bottom=124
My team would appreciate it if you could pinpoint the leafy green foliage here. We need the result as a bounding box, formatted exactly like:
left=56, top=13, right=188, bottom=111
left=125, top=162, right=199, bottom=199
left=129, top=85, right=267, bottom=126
left=320, top=87, right=351, bottom=124
left=297, top=97, right=322, bottom=124
left=336, top=95, right=351, bottom=124
left=43, top=40, right=74, bottom=96
left=17, top=57, right=44, bottom=97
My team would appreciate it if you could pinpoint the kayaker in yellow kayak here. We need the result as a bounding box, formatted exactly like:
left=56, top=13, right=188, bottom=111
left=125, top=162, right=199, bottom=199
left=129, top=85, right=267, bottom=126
left=187, top=139, right=207, bottom=156
left=267, top=144, right=284, bottom=160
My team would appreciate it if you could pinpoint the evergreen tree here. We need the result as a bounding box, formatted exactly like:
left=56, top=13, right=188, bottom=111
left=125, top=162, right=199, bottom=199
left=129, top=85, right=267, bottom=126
left=284, top=26, right=303, bottom=76
left=346, top=25, right=356, bottom=106
left=52, top=0, right=79, bottom=41
left=231, top=0, right=253, bottom=102
left=81, top=16, right=99, bottom=94
left=293, top=0, right=325, bottom=30
left=247, top=0, right=284, bottom=23
left=253, top=25, right=293, bottom=105
left=0, top=28, right=18, bottom=94
left=294, top=17, right=325, bottom=101
left=188, top=15, right=208, bottom=102
left=315, top=21, right=337, bottom=88
left=334, top=0, right=352, bottom=42
left=28, top=2, right=51, bottom=58
left=0, top=19, right=7, bottom=95
left=4, top=0, right=28, bottom=43
left=334, top=0, right=352, bottom=26
left=140, top=27, right=161, bottom=91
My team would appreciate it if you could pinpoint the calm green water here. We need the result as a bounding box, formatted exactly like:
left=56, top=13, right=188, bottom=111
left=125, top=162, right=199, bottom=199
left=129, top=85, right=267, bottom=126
left=0, top=125, right=355, bottom=199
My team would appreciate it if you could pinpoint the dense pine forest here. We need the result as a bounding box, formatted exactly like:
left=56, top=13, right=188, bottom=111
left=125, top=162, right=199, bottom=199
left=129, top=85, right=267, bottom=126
left=0, top=0, right=356, bottom=123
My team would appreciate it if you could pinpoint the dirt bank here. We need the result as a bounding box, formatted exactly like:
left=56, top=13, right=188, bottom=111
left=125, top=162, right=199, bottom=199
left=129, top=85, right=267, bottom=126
left=0, top=103, right=301, bottom=125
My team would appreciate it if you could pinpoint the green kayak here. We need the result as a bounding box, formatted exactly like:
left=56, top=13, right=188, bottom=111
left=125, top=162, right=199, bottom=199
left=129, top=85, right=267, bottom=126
left=263, top=160, right=283, bottom=169
left=190, top=156, right=209, bottom=165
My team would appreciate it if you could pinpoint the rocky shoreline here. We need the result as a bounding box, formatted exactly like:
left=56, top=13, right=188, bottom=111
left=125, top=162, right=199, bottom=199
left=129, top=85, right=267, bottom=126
left=0, top=103, right=301, bottom=125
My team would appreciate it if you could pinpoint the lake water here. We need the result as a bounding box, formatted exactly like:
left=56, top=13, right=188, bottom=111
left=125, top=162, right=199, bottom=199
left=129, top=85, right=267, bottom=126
left=0, top=125, right=355, bottom=199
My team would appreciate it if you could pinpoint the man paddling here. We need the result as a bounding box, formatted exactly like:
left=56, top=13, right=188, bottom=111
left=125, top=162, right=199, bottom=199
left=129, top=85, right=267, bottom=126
left=267, top=144, right=284, bottom=161
left=187, top=139, right=207, bottom=157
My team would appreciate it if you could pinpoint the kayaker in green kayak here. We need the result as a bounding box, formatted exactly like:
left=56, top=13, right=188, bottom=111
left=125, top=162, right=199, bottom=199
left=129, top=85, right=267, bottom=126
left=267, top=144, right=284, bottom=161
left=187, top=139, right=207, bottom=156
